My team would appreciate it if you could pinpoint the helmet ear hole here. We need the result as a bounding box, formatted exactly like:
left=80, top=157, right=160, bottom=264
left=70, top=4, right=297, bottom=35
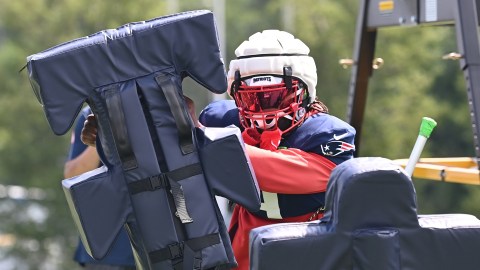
left=295, top=107, right=306, bottom=121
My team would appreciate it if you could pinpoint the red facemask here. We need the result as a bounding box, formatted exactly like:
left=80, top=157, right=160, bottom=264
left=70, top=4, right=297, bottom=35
left=232, top=75, right=307, bottom=134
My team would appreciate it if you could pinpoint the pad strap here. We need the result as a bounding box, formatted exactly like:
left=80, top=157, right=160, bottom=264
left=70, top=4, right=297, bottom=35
left=128, top=163, right=202, bottom=194
left=104, top=85, right=138, bottom=170
left=155, top=74, right=195, bottom=155
left=127, top=174, right=169, bottom=194
left=149, top=233, right=221, bottom=265
left=128, top=163, right=203, bottom=223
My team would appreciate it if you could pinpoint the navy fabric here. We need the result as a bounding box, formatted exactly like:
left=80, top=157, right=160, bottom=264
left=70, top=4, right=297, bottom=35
left=249, top=157, right=480, bottom=270
left=199, top=99, right=356, bottom=218
left=199, top=100, right=242, bottom=128
left=322, top=157, right=419, bottom=230
left=27, top=10, right=227, bottom=136
left=68, top=107, right=135, bottom=267
left=67, top=108, right=90, bottom=160
left=282, top=112, right=356, bottom=165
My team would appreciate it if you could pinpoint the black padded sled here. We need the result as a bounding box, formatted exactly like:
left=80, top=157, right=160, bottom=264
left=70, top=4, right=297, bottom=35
left=250, top=157, right=480, bottom=270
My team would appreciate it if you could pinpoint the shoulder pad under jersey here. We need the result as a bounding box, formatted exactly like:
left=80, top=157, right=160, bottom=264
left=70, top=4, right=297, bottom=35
left=283, top=113, right=356, bottom=164
left=199, top=100, right=241, bottom=128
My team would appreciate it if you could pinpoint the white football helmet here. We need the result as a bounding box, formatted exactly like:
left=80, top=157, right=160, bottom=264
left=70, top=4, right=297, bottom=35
left=228, top=30, right=317, bottom=133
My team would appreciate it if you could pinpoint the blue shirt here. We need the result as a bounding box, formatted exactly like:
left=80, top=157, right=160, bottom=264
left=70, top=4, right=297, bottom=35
left=68, top=107, right=135, bottom=267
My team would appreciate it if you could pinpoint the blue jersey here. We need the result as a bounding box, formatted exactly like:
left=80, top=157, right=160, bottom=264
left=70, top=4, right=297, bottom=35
left=199, top=100, right=356, bottom=218
left=68, top=107, right=135, bottom=267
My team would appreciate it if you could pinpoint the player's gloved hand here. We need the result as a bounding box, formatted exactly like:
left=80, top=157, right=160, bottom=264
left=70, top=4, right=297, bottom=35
left=81, top=114, right=98, bottom=147
left=242, top=128, right=261, bottom=146
left=260, top=128, right=282, bottom=150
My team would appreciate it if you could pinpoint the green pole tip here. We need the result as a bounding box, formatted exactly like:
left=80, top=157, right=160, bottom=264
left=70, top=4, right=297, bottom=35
left=419, top=117, right=437, bottom=138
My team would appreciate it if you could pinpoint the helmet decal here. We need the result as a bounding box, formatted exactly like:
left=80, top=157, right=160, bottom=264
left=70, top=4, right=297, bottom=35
left=320, top=141, right=356, bottom=156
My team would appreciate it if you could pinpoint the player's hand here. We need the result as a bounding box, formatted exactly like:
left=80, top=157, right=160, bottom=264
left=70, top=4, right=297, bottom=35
left=260, top=128, right=282, bottom=150
left=81, top=114, right=98, bottom=147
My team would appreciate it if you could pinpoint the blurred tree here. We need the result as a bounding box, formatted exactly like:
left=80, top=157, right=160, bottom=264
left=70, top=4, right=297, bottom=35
left=293, top=0, right=359, bottom=117
left=358, top=26, right=454, bottom=159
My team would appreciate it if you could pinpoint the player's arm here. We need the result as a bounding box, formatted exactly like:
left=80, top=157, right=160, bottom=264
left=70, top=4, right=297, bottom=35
left=245, top=145, right=336, bottom=194
left=64, top=146, right=100, bottom=178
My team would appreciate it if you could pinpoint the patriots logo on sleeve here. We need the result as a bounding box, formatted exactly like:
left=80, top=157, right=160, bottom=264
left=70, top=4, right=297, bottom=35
left=320, top=133, right=356, bottom=156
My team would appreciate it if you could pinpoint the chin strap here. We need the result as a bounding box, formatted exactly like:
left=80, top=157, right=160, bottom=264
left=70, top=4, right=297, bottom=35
left=230, top=70, right=242, bottom=97
left=283, top=66, right=293, bottom=92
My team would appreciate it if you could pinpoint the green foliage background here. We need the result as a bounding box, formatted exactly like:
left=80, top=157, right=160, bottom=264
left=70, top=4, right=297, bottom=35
left=0, top=0, right=478, bottom=269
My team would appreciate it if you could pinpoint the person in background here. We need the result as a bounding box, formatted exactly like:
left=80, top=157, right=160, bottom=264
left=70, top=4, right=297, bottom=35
left=64, top=106, right=136, bottom=270
left=198, top=29, right=356, bottom=270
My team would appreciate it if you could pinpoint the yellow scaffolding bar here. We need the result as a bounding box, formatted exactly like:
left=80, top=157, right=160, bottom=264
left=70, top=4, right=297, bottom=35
left=394, top=157, right=480, bottom=185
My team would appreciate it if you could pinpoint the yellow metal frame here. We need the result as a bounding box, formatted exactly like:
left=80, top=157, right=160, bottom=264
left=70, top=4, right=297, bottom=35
left=394, top=157, right=480, bottom=185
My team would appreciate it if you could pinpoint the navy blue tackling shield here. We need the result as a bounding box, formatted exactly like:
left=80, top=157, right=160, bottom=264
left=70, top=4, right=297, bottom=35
left=27, top=10, right=226, bottom=136
left=27, top=10, right=261, bottom=270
